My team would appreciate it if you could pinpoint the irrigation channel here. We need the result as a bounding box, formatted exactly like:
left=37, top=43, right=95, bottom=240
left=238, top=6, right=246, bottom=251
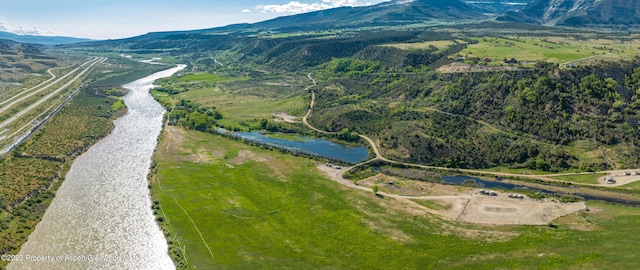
left=9, top=65, right=186, bottom=270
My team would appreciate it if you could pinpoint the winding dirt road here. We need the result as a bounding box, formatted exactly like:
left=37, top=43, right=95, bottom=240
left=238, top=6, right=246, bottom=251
left=299, top=73, right=640, bottom=188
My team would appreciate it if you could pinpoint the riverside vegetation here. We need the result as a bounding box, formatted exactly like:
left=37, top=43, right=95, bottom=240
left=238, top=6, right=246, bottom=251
left=4, top=21, right=640, bottom=268
left=150, top=127, right=640, bottom=269
left=146, top=25, right=640, bottom=173
left=137, top=24, right=640, bottom=268
left=0, top=56, right=165, bottom=267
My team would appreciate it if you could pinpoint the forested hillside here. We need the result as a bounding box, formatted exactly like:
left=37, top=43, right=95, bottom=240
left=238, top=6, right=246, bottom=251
left=90, top=25, right=640, bottom=172
left=309, top=59, right=640, bottom=171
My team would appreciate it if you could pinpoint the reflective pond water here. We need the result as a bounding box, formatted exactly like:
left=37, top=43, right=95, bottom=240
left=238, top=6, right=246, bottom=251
left=225, top=130, right=369, bottom=163
left=442, top=175, right=640, bottom=205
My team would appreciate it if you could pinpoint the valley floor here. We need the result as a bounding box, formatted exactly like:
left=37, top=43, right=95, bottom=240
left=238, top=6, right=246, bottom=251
left=151, top=126, right=640, bottom=269
left=318, top=165, right=586, bottom=226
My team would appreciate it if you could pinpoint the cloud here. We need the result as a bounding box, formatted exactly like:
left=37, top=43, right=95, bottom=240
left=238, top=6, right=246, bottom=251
left=257, top=0, right=371, bottom=14
left=242, top=9, right=252, bottom=13
left=14, top=26, right=42, bottom=35
left=0, top=23, right=59, bottom=36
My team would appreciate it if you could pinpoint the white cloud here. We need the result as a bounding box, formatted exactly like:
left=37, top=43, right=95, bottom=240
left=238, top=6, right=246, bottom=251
left=14, top=26, right=42, bottom=35
left=257, top=0, right=372, bottom=14
left=242, top=9, right=252, bottom=13
left=0, top=23, right=59, bottom=36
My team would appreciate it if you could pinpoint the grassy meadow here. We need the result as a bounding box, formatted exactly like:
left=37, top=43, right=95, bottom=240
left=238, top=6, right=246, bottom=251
left=382, top=40, right=461, bottom=52
left=153, top=72, right=309, bottom=131
left=458, top=36, right=640, bottom=65
left=551, top=173, right=606, bottom=185
left=151, top=127, right=640, bottom=269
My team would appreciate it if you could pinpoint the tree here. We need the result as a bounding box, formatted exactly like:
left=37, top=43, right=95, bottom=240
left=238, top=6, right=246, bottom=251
left=260, top=119, right=269, bottom=129
left=372, top=185, right=379, bottom=194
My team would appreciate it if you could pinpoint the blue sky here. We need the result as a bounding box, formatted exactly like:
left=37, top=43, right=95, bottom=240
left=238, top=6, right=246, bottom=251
left=0, top=0, right=386, bottom=40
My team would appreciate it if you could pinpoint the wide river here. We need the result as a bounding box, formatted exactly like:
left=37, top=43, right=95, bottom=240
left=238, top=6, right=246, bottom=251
left=9, top=65, right=186, bottom=269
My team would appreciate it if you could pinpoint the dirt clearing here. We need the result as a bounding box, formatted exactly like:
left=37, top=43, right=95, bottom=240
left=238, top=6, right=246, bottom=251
left=597, top=170, right=640, bottom=186
left=318, top=165, right=586, bottom=226
left=272, top=112, right=301, bottom=123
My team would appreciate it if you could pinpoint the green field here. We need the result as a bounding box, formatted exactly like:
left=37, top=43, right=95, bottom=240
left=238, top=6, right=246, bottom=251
left=459, top=36, right=639, bottom=65
left=151, top=127, right=640, bottom=269
left=152, top=74, right=309, bottom=130
left=383, top=40, right=461, bottom=51
left=551, top=173, right=606, bottom=184
left=111, top=98, right=125, bottom=110
left=175, top=73, right=234, bottom=83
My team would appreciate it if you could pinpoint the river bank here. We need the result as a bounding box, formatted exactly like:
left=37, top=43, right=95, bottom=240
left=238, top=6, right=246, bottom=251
left=7, top=65, right=185, bottom=270
left=0, top=83, right=130, bottom=268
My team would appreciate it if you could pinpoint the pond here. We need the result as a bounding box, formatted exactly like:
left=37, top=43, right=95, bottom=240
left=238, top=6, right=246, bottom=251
left=220, top=130, right=369, bottom=163
left=442, top=175, right=551, bottom=192
left=442, top=175, right=640, bottom=205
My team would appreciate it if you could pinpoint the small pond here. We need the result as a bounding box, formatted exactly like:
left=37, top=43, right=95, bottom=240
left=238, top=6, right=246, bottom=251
left=442, top=175, right=640, bottom=205
left=219, top=129, right=369, bottom=163
left=442, top=175, right=551, bottom=192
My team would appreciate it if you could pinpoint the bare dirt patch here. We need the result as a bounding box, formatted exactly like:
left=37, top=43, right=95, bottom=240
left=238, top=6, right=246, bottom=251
left=437, top=62, right=521, bottom=73
left=272, top=112, right=301, bottom=123
left=161, top=125, right=224, bottom=163
left=454, top=191, right=586, bottom=225
left=318, top=165, right=587, bottom=226
left=159, top=125, right=196, bottom=162
left=597, top=170, right=640, bottom=186
left=229, top=150, right=272, bottom=165
left=358, top=174, right=471, bottom=197
left=554, top=212, right=598, bottom=231
left=162, top=125, right=184, bottom=152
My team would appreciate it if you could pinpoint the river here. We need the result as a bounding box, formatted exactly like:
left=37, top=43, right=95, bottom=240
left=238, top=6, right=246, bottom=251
left=8, top=65, right=186, bottom=269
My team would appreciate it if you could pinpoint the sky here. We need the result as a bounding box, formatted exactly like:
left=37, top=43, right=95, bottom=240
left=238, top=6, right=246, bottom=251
left=0, top=0, right=387, bottom=40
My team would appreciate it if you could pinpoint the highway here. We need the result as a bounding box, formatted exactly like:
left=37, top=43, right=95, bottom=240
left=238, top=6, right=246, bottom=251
left=0, top=57, right=105, bottom=130
left=0, top=58, right=99, bottom=113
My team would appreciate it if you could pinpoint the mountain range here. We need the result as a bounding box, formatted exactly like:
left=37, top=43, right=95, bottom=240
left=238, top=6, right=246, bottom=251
left=83, top=0, right=489, bottom=45
left=16, top=0, right=640, bottom=46
left=463, top=0, right=530, bottom=14
left=154, top=0, right=637, bottom=39
left=498, top=0, right=640, bottom=28
left=215, top=0, right=488, bottom=33
left=0, top=31, right=91, bottom=45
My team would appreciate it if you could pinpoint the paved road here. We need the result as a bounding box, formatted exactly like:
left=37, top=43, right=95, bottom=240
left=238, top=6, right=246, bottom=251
left=0, top=66, right=67, bottom=107
left=0, top=59, right=96, bottom=113
left=0, top=58, right=104, bottom=130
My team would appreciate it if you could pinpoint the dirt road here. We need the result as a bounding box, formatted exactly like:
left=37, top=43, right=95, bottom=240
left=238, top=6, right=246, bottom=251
left=299, top=73, right=640, bottom=189
left=317, top=165, right=586, bottom=225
